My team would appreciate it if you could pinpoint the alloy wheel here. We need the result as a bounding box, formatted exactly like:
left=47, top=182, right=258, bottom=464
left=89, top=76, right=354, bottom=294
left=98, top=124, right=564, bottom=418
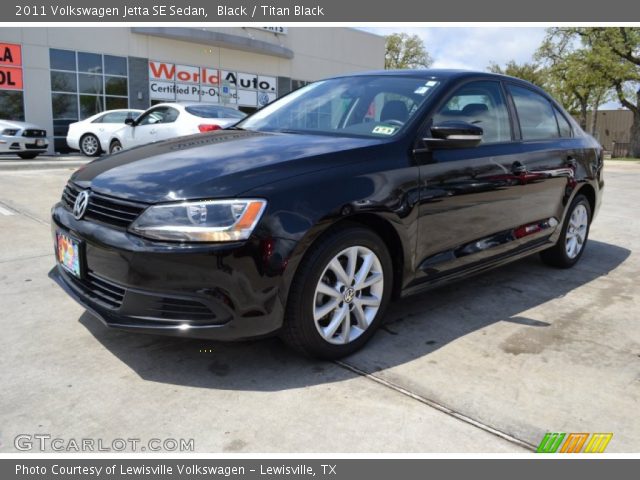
left=565, top=204, right=588, bottom=259
left=81, top=135, right=99, bottom=156
left=313, top=246, right=384, bottom=345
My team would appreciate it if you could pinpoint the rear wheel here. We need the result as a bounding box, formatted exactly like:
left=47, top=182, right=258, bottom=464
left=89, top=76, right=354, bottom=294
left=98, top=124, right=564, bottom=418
left=80, top=133, right=101, bottom=156
left=109, top=139, right=123, bottom=154
left=540, top=194, right=591, bottom=268
left=17, top=152, right=38, bottom=159
left=281, top=226, right=393, bottom=359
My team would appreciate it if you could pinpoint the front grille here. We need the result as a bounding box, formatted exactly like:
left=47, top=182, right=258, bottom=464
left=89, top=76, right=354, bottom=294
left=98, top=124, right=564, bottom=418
left=65, top=270, right=126, bottom=310
left=62, top=183, right=146, bottom=228
left=146, top=297, right=217, bottom=322
left=22, top=129, right=46, bottom=138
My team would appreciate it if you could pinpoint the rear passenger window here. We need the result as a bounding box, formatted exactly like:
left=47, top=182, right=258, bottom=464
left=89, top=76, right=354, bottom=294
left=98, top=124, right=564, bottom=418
left=509, top=85, right=560, bottom=140
left=432, top=81, right=512, bottom=144
left=98, top=112, right=130, bottom=123
left=554, top=107, right=573, bottom=138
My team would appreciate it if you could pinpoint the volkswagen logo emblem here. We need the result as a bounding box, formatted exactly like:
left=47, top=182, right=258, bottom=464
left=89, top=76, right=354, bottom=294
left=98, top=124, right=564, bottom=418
left=258, top=92, right=270, bottom=106
left=343, top=287, right=356, bottom=304
left=73, top=190, right=90, bottom=220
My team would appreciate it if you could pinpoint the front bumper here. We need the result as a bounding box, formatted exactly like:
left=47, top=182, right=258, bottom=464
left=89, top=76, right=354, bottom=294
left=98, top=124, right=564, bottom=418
left=51, top=202, right=294, bottom=341
left=0, top=135, right=48, bottom=153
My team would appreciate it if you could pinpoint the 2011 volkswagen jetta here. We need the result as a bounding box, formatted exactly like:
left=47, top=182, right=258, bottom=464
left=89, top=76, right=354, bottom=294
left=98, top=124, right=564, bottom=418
left=50, top=70, right=603, bottom=359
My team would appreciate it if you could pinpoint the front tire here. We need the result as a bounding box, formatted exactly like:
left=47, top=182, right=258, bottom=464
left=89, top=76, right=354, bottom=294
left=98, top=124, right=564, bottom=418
left=17, top=152, right=38, bottom=159
left=109, top=139, right=123, bottom=154
left=80, top=133, right=101, bottom=156
left=281, top=225, right=393, bottom=359
left=540, top=194, right=591, bottom=268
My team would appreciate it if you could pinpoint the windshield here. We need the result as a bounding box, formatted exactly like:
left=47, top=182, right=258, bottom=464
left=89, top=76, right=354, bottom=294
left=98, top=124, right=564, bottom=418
left=237, top=75, right=441, bottom=138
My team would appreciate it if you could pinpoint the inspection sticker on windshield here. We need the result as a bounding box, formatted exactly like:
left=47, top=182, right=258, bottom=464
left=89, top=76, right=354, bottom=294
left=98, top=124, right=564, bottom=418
left=372, top=125, right=397, bottom=135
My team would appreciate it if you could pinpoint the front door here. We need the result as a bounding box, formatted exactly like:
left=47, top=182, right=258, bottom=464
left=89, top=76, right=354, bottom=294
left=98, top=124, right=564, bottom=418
left=414, top=79, right=539, bottom=282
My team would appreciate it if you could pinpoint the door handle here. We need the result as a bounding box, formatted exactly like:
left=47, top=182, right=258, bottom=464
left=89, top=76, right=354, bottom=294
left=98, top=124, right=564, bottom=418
left=149, top=129, right=157, bottom=134
left=511, top=161, right=527, bottom=175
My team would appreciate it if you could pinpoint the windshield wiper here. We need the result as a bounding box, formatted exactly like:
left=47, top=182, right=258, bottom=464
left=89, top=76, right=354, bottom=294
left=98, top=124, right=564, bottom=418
left=225, top=126, right=246, bottom=131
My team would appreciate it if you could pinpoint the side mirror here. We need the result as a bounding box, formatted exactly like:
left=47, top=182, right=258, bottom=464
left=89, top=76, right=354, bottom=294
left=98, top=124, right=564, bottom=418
left=423, top=121, right=483, bottom=148
left=124, top=117, right=136, bottom=126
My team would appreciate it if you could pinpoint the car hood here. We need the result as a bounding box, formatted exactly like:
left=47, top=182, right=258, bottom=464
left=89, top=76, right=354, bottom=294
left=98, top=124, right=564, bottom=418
left=0, top=119, right=45, bottom=130
left=71, top=130, right=382, bottom=203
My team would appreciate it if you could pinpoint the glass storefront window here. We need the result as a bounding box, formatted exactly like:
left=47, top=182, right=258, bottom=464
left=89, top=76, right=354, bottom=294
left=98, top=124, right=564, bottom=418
left=105, top=96, right=128, bottom=110
left=49, top=49, right=76, bottom=71
left=79, top=74, right=104, bottom=95
left=0, top=91, right=25, bottom=121
left=50, top=49, right=128, bottom=152
left=105, top=76, right=127, bottom=96
left=79, top=95, right=104, bottom=118
left=50, top=71, right=77, bottom=93
left=104, top=55, right=127, bottom=76
left=77, top=52, right=102, bottom=74
left=51, top=93, right=79, bottom=123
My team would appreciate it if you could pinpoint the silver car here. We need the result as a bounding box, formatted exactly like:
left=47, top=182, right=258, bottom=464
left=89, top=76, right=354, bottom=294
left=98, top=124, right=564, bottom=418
left=0, top=119, right=48, bottom=159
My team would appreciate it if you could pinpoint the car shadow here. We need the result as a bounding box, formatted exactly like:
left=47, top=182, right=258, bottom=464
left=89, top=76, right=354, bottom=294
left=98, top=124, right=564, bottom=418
left=78, top=239, right=630, bottom=391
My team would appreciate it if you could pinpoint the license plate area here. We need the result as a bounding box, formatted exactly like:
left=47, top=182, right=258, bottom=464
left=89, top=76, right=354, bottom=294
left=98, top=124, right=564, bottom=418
left=55, top=231, right=85, bottom=279
left=35, top=139, right=45, bottom=146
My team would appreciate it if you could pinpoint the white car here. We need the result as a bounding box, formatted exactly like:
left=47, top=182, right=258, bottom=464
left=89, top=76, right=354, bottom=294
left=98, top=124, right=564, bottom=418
left=66, top=109, right=143, bottom=156
left=0, top=119, right=48, bottom=159
left=108, top=103, right=246, bottom=153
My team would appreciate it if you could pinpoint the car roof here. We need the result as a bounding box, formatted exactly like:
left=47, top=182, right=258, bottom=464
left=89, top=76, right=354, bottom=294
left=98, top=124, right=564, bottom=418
left=335, top=68, right=542, bottom=84
left=327, top=68, right=550, bottom=98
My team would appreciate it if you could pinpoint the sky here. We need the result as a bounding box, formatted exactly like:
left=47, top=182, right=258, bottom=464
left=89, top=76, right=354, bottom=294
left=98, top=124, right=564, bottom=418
left=358, top=27, right=621, bottom=109
left=359, top=27, right=547, bottom=71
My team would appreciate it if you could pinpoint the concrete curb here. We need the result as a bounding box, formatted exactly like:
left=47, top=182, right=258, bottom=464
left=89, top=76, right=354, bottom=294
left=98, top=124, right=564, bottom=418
left=0, top=159, right=90, bottom=171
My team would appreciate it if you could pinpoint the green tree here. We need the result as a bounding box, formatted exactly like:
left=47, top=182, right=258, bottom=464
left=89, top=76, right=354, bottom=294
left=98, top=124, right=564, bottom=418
left=385, top=33, right=432, bottom=70
left=556, top=27, right=640, bottom=157
left=536, top=30, right=612, bottom=134
left=487, top=60, right=548, bottom=88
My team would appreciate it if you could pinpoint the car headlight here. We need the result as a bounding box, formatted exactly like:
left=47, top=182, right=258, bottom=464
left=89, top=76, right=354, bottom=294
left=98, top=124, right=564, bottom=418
left=2, top=128, right=19, bottom=136
left=128, top=199, right=267, bottom=242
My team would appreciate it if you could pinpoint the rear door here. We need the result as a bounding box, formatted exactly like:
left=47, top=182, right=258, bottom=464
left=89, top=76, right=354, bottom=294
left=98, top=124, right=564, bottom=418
left=151, top=106, right=180, bottom=141
left=505, top=83, right=576, bottom=228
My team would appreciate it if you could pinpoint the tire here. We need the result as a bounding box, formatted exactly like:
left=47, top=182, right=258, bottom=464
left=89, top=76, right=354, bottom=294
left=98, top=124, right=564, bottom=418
left=109, top=139, right=123, bottom=154
left=79, top=133, right=101, bottom=156
left=540, top=194, right=592, bottom=268
left=17, top=152, right=38, bottom=160
left=281, top=225, right=393, bottom=359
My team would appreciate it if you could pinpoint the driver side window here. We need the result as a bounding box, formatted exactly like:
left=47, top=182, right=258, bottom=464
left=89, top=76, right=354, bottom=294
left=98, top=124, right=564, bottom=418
left=433, top=81, right=512, bottom=144
left=137, top=108, right=166, bottom=126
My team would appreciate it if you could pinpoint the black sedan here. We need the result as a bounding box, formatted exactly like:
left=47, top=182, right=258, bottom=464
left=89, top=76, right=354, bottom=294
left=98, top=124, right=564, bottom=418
left=51, top=70, right=603, bottom=359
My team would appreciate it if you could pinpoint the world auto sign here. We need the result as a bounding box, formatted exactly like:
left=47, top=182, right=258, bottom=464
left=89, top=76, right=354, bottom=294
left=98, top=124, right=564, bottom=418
left=148, top=61, right=277, bottom=107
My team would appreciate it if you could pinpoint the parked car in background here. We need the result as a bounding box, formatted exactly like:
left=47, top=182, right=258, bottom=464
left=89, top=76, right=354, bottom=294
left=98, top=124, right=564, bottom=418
left=66, top=109, right=143, bottom=156
left=108, top=103, right=246, bottom=153
left=0, top=119, right=48, bottom=159
left=51, top=70, right=603, bottom=359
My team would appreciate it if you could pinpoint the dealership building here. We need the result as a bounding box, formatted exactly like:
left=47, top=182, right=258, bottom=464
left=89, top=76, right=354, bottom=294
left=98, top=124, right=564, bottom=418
left=0, top=27, right=384, bottom=153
